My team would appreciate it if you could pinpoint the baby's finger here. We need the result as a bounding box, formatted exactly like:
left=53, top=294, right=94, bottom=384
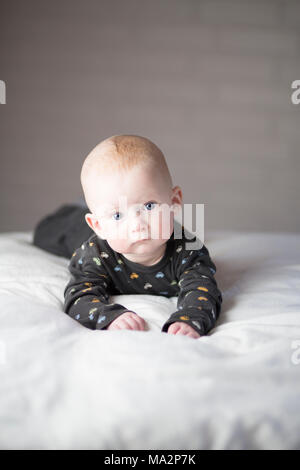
left=174, top=325, right=188, bottom=334
left=186, top=331, right=200, bottom=339
left=176, top=325, right=200, bottom=338
left=109, top=318, right=132, bottom=330
left=168, top=323, right=181, bottom=334
left=125, top=313, right=145, bottom=330
left=133, top=315, right=146, bottom=330
left=107, top=321, right=122, bottom=330
left=131, top=317, right=146, bottom=331
left=123, top=316, right=141, bottom=330
left=174, top=324, right=192, bottom=334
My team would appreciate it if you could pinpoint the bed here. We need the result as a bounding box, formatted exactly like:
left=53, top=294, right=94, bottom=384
left=0, top=229, right=300, bottom=450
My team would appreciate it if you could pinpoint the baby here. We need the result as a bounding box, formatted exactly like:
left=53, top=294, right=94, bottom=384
left=63, top=134, right=222, bottom=338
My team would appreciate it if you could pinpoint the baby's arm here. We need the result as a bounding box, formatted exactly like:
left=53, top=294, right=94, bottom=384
left=162, top=243, right=223, bottom=338
left=63, top=241, right=144, bottom=330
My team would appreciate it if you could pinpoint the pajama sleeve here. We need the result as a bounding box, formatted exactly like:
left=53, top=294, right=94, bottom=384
left=63, top=241, right=130, bottom=330
left=161, top=243, right=223, bottom=336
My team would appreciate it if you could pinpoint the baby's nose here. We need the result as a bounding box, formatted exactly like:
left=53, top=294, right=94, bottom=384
left=130, top=211, right=148, bottom=233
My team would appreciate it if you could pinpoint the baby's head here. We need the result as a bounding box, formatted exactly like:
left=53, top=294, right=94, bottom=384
left=81, top=135, right=182, bottom=258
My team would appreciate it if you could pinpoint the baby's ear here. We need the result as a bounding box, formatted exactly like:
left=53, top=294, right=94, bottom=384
left=85, top=213, right=103, bottom=237
left=171, top=186, right=183, bottom=212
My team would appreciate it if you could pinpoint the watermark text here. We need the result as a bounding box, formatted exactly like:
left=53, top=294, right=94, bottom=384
left=0, top=80, right=6, bottom=104
left=291, top=339, right=300, bottom=365
left=291, top=80, right=300, bottom=105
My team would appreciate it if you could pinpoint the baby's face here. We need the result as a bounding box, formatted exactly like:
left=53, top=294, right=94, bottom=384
left=85, top=164, right=180, bottom=258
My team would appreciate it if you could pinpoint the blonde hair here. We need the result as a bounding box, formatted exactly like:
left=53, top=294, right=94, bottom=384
left=81, top=134, right=172, bottom=210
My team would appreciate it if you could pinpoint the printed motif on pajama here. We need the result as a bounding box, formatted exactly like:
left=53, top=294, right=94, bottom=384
left=63, top=226, right=223, bottom=335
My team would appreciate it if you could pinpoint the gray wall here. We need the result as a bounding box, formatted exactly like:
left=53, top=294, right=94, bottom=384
left=1, top=0, right=300, bottom=233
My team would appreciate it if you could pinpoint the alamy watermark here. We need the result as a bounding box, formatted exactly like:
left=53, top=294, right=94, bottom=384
left=93, top=198, right=205, bottom=250
left=0, top=80, right=6, bottom=104
left=291, top=340, right=300, bottom=365
left=291, top=80, right=300, bottom=105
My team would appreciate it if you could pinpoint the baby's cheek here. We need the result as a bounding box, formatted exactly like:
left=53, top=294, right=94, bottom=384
left=107, top=238, right=129, bottom=253
left=103, top=221, right=129, bottom=242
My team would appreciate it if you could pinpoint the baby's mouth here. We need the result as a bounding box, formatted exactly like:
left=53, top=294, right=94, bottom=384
left=131, top=232, right=150, bottom=242
left=133, top=237, right=150, bottom=243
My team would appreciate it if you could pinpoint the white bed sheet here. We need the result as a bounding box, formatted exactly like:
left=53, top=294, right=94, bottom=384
left=0, top=230, right=299, bottom=450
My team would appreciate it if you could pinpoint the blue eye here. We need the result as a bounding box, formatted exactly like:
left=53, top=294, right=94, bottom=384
left=112, top=212, right=122, bottom=221
left=145, top=202, right=156, bottom=211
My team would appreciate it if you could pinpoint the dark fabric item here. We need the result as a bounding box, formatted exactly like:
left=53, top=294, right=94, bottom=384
left=33, top=204, right=93, bottom=259
left=63, top=226, right=223, bottom=335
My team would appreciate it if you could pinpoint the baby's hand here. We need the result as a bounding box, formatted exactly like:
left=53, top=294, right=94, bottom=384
left=107, top=311, right=146, bottom=331
left=167, top=322, right=200, bottom=339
